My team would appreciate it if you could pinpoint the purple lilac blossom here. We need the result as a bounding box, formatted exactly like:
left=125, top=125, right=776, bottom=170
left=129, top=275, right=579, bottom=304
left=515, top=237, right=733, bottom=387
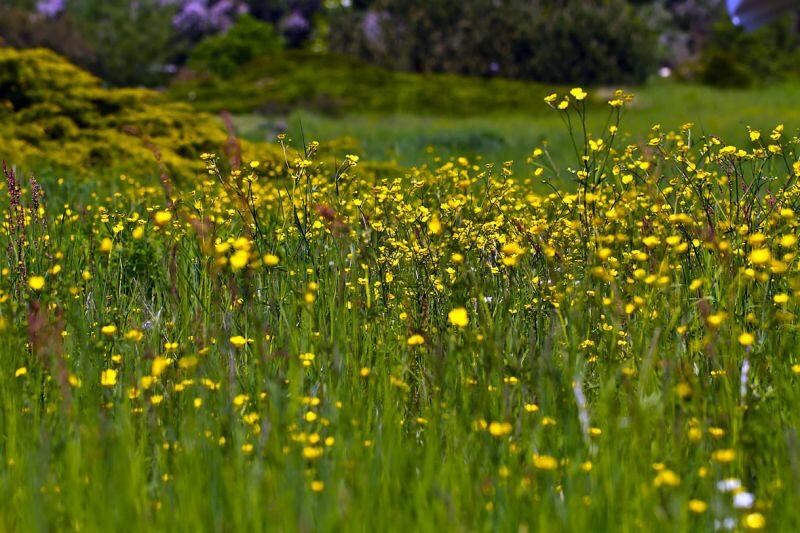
left=170, top=0, right=244, bottom=32
left=36, top=0, right=66, bottom=17
left=362, top=10, right=386, bottom=46
left=282, top=10, right=310, bottom=34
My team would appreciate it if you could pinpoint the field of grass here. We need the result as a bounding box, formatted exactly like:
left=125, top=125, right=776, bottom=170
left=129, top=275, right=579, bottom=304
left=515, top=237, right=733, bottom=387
left=231, top=81, right=800, bottom=177
left=166, top=51, right=561, bottom=117
left=3, top=44, right=800, bottom=532
left=2, top=83, right=800, bottom=531
left=165, top=50, right=800, bottom=176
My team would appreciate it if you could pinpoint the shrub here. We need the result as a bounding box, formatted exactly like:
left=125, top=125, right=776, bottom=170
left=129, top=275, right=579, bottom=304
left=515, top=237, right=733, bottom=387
left=0, top=48, right=285, bottom=178
left=524, top=0, right=657, bottom=85
left=63, top=0, right=180, bottom=87
left=696, top=15, right=800, bottom=87
left=0, top=6, right=96, bottom=70
left=0, top=1, right=181, bottom=87
left=328, top=0, right=658, bottom=85
left=188, top=15, right=283, bottom=77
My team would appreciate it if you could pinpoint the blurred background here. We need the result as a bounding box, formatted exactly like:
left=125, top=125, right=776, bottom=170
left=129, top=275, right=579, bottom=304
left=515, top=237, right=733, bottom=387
left=1, top=0, right=799, bottom=174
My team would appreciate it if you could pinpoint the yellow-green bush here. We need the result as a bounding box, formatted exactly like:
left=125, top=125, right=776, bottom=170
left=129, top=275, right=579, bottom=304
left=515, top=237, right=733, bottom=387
left=0, top=47, right=286, bottom=179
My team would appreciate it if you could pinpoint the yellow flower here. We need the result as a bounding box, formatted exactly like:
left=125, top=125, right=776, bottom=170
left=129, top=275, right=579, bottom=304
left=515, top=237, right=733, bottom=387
left=125, top=329, right=144, bottom=342
left=706, top=312, right=727, bottom=328
left=15, top=367, right=27, bottom=378
left=230, top=335, right=248, bottom=348
left=101, top=368, right=118, bottom=387
left=501, top=242, right=525, bottom=266
left=302, top=446, right=324, bottom=460
left=28, top=276, right=45, bottom=291
left=154, top=211, right=172, bottom=226
left=688, top=499, right=707, bottom=513
left=532, top=454, right=558, bottom=471
left=487, top=421, right=512, bottom=437
left=230, top=250, right=249, bottom=271
left=407, top=334, right=425, bottom=346
left=749, top=248, right=771, bottom=265
left=642, top=236, right=660, bottom=248
left=570, top=87, right=588, bottom=101
left=653, top=469, right=681, bottom=488
left=310, top=480, right=325, bottom=492
left=779, top=234, right=796, bottom=248
left=448, top=307, right=469, bottom=327
left=712, top=449, right=736, bottom=463
left=151, top=357, right=172, bottom=377
left=743, top=513, right=766, bottom=530
left=100, top=237, right=113, bottom=253
left=263, top=254, right=280, bottom=267
left=738, top=332, right=754, bottom=346
left=101, top=324, right=117, bottom=336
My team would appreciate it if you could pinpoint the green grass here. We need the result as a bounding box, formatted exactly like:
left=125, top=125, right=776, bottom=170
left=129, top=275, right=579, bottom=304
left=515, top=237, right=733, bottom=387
left=231, top=81, right=800, bottom=175
left=165, top=50, right=800, bottom=173
left=3, top=53, right=800, bottom=532
left=2, top=99, right=800, bottom=530
left=165, top=50, right=561, bottom=116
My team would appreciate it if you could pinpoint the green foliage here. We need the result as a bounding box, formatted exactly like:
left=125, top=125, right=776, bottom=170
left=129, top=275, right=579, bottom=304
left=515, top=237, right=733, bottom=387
left=0, top=48, right=285, bottom=179
left=188, top=15, right=284, bottom=78
left=0, top=0, right=181, bottom=87
left=1, top=88, right=800, bottom=530
left=168, top=50, right=562, bottom=116
left=526, top=0, right=658, bottom=85
left=62, top=0, right=179, bottom=87
left=0, top=6, right=97, bottom=69
left=328, top=0, right=658, bottom=85
left=696, top=15, right=800, bottom=87
left=230, top=79, right=800, bottom=174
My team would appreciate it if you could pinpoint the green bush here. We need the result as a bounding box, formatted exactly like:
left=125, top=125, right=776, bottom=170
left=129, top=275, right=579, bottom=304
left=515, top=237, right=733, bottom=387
left=525, top=0, right=657, bottom=85
left=188, top=15, right=283, bottom=78
left=327, top=0, right=658, bottom=85
left=0, top=47, right=287, bottom=179
left=696, top=15, right=800, bottom=87
left=167, top=51, right=563, bottom=116
left=0, top=6, right=97, bottom=72
left=0, top=1, right=180, bottom=87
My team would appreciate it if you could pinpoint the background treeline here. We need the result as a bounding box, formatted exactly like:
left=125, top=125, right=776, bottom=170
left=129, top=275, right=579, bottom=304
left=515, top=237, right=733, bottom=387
left=0, top=0, right=798, bottom=87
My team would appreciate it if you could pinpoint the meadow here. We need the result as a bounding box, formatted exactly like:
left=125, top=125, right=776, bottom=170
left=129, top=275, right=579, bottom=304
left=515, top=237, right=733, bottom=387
left=2, top=49, right=800, bottom=532
left=167, top=51, right=800, bottom=174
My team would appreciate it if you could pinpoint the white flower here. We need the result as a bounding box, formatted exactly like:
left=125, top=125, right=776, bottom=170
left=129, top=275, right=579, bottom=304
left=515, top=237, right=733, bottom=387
left=717, top=478, right=742, bottom=493
left=733, top=491, right=755, bottom=509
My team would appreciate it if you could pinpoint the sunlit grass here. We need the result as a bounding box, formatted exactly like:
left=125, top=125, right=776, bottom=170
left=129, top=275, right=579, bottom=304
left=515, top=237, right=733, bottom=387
left=1, top=87, right=799, bottom=531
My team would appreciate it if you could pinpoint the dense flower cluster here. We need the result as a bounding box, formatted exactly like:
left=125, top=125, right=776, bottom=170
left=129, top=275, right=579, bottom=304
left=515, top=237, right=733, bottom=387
left=1, top=88, right=798, bottom=530
left=36, top=0, right=247, bottom=31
